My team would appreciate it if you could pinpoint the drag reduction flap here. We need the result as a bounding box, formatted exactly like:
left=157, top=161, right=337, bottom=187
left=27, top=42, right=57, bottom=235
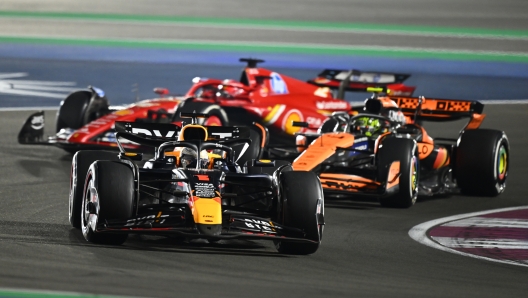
left=114, top=121, right=253, bottom=142
left=308, top=69, right=411, bottom=88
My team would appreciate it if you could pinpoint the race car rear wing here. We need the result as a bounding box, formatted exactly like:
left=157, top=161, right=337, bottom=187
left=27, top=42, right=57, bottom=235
left=114, top=121, right=261, bottom=162
left=386, top=96, right=486, bottom=130
left=114, top=121, right=255, bottom=142
left=307, top=69, right=416, bottom=98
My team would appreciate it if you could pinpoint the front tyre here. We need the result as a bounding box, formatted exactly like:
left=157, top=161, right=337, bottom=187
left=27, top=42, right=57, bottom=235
left=377, top=137, right=419, bottom=208
left=81, top=161, right=134, bottom=245
left=275, top=171, right=324, bottom=255
left=56, top=90, right=109, bottom=132
left=455, top=129, right=509, bottom=196
left=69, top=150, right=119, bottom=229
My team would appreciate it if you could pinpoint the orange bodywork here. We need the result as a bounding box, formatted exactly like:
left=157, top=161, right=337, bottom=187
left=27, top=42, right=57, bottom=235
left=386, top=161, right=401, bottom=189
left=465, top=113, right=486, bottom=130
left=388, top=96, right=472, bottom=112
left=320, top=173, right=380, bottom=192
left=190, top=196, right=222, bottom=225
left=383, top=96, right=484, bottom=130
left=293, top=133, right=355, bottom=171
left=432, top=147, right=450, bottom=169
left=418, top=143, right=434, bottom=159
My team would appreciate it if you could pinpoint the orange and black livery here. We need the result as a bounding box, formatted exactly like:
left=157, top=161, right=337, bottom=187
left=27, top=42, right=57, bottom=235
left=292, top=94, right=509, bottom=208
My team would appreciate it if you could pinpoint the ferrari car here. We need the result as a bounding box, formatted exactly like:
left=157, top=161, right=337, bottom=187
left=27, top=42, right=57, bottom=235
left=68, top=113, right=324, bottom=254
left=292, top=93, right=509, bottom=208
left=17, top=58, right=415, bottom=153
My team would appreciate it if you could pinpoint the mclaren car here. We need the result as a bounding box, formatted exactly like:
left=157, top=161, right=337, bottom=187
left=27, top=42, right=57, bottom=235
left=292, top=92, right=509, bottom=208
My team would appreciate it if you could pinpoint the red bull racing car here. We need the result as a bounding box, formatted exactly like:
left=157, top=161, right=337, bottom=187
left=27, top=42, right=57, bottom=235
left=18, top=59, right=415, bottom=153
left=68, top=113, right=324, bottom=254
left=292, top=92, right=509, bottom=208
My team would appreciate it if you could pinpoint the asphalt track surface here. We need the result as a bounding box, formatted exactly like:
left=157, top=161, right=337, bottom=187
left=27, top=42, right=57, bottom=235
left=1, top=1, right=528, bottom=297
left=1, top=103, right=528, bottom=298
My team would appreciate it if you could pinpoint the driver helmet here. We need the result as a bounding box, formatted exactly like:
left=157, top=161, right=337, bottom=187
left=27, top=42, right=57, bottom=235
left=216, top=80, right=247, bottom=98
left=195, top=87, right=216, bottom=99
left=351, top=116, right=388, bottom=138
left=180, top=147, right=210, bottom=169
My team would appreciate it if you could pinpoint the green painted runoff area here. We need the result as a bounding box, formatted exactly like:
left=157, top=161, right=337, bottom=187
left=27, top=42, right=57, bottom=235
left=0, top=288, right=130, bottom=298
left=0, top=36, right=527, bottom=63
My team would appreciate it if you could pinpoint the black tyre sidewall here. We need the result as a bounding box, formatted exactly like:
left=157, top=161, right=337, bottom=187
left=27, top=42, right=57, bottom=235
left=95, top=161, right=135, bottom=221
left=276, top=171, right=323, bottom=254
left=69, top=151, right=119, bottom=229
left=377, top=137, right=418, bottom=208
left=455, top=129, right=509, bottom=196
left=81, top=161, right=134, bottom=245
left=56, top=90, right=109, bottom=133
left=56, top=91, right=91, bottom=132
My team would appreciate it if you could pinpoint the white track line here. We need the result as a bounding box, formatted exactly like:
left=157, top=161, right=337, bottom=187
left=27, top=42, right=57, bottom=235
left=441, top=217, right=528, bottom=228
left=0, top=107, right=58, bottom=112
left=409, top=206, right=528, bottom=268
left=432, top=237, right=528, bottom=249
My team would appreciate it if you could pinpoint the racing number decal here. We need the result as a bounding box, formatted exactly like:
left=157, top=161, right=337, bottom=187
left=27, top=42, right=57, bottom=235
left=282, top=109, right=303, bottom=135
left=418, top=143, right=434, bottom=159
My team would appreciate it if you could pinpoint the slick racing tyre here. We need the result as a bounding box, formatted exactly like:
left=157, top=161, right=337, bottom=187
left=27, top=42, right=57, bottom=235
left=235, top=127, right=263, bottom=166
left=455, top=129, right=509, bottom=196
left=69, top=150, right=119, bottom=229
left=56, top=90, right=109, bottom=133
left=377, top=137, right=419, bottom=208
left=172, top=99, right=229, bottom=126
left=275, top=171, right=324, bottom=255
left=81, top=161, right=134, bottom=245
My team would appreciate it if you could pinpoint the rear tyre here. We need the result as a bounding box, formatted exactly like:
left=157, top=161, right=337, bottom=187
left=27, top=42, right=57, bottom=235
left=275, top=171, right=324, bottom=255
left=377, top=137, right=419, bottom=208
left=81, top=161, right=134, bottom=245
left=69, top=150, right=119, bottom=229
left=235, top=127, right=263, bottom=166
left=173, top=100, right=229, bottom=126
left=56, top=90, right=109, bottom=132
left=455, top=129, right=509, bottom=196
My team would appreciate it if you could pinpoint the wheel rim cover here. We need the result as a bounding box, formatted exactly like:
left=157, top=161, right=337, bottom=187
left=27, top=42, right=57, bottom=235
left=497, top=145, right=507, bottom=180
left=411, top=156, right=418, bottom=193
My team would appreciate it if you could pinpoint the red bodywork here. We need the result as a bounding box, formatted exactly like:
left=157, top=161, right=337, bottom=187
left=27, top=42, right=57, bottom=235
left=65, top=98, right=184, bottom=149
left=20, top=62, right=415, bottom=151
left=180, top=66, right=415, bottom=140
